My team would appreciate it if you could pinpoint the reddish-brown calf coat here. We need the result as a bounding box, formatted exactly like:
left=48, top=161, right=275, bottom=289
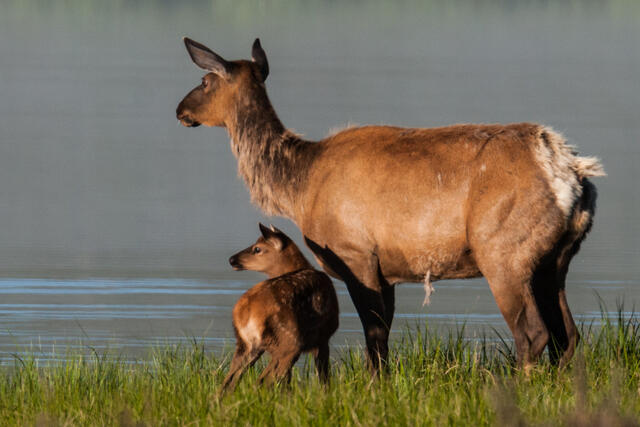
left=222, top=225, right=339, bottom=390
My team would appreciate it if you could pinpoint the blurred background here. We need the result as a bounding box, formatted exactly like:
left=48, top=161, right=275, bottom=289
left=0, top=0, right=638, bottom=362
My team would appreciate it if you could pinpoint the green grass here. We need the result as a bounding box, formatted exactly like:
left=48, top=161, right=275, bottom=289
left=2, top=308, right=640, bottom=426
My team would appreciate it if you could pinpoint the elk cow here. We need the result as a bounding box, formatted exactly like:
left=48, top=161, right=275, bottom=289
left=176, top=38, right=605, bottom=371
left=223, top=224, right=339, bottom=390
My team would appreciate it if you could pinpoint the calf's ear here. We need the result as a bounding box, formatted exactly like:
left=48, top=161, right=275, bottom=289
left=258, top=222, right=272, bottom=239
left=259, top=222, right=286, bottom=250
left=269, top=224, right=284, bottom=235
left=268, top=224, right=289, bottom=250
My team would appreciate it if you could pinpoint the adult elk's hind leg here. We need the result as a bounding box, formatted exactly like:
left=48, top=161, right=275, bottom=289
left=548, top=179, right=598, bottom=366
left=472, top=228, right=552, bottom=368
left=485, top=270, right=549, bottom=369
left=549, top=236, right=587, bottom=366
left=556, top=286, right=578, bottom=366
left=467, top=166, right=569, bottom=368
left=531, top=260, right=568, bottom=366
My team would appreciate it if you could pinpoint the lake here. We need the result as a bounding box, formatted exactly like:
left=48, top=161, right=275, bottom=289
left=0, top=0, right=638, bottom=363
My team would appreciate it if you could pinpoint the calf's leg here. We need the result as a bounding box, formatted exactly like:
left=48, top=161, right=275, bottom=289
left=222, top=343, right=263, bottom=391
left=259, top=350, right=301, bottom=386
left=314, top=342, right=330, bottom=383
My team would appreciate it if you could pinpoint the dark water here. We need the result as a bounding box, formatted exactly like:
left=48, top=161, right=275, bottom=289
left=0, top=1, right=638, bottom=362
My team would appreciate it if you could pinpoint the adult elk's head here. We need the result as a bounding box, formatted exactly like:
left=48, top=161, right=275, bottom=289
left=176, top=38, right=269, bottom=128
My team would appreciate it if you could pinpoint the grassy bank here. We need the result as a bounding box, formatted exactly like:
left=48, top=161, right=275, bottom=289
left=1, top=311, right=640, bottom=426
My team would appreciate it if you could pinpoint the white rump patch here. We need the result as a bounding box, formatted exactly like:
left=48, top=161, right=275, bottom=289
left=238, top=317, right=262, bottom=348
left=422, top=270, right=434, bottom=306
left=533, top=127, right=582, bottom=217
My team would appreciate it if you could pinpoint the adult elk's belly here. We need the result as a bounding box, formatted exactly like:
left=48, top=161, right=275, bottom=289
left=372, top=194, right=481, bottom=284
left=301, top=159, right=481, bottom=284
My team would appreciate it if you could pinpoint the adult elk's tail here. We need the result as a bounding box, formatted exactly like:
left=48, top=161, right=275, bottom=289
left=569, top=155, right=604, bottom=240
left=573, top=156, right=606, bottom=179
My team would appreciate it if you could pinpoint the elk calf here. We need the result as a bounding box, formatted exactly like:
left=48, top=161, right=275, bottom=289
left=222, top=223, right=339, bottom=391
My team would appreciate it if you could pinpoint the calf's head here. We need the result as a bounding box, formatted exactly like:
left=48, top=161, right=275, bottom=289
left=229, top=223, right=310, bottom=278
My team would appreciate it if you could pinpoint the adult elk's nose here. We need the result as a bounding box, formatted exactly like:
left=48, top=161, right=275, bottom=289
left=176, top=102, right=185, bottom=119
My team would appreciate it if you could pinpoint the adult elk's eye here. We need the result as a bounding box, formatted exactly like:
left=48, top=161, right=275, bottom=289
left=253, top=247, right=261, bottom=254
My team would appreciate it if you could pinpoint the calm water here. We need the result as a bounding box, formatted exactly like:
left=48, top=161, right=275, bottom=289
left=0, top=0, right=638, bottom=362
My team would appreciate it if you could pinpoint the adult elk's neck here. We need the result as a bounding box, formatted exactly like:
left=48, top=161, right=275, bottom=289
left=226, top=93, right=318, bottom=219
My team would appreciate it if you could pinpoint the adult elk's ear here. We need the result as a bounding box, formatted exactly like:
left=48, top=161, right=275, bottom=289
left=183, top=37, right=234, bottom=78
left=251, top=38, right=269, bottom=82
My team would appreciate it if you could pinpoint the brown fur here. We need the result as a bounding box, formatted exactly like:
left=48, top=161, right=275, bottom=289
left=177, top=38, right=605, bottom=371
left=222, top=224, right=339, bottom=391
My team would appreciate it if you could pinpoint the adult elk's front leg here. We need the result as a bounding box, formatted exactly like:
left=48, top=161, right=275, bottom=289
left=343, top=253, right=391, bottom=372
left=305, top=239, right=391, bottom=373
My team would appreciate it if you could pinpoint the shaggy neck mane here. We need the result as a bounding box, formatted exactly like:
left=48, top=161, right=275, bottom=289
left=227, top=94, right=318, bottom=219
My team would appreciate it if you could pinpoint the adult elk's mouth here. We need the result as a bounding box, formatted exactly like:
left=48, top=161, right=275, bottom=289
left=176, top=110, right=201, bottom=127
left=178, top=116, right=201, bottom=127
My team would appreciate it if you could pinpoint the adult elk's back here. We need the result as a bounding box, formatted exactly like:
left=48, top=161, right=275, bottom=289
left=176, top=38, right=605, bottom=370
